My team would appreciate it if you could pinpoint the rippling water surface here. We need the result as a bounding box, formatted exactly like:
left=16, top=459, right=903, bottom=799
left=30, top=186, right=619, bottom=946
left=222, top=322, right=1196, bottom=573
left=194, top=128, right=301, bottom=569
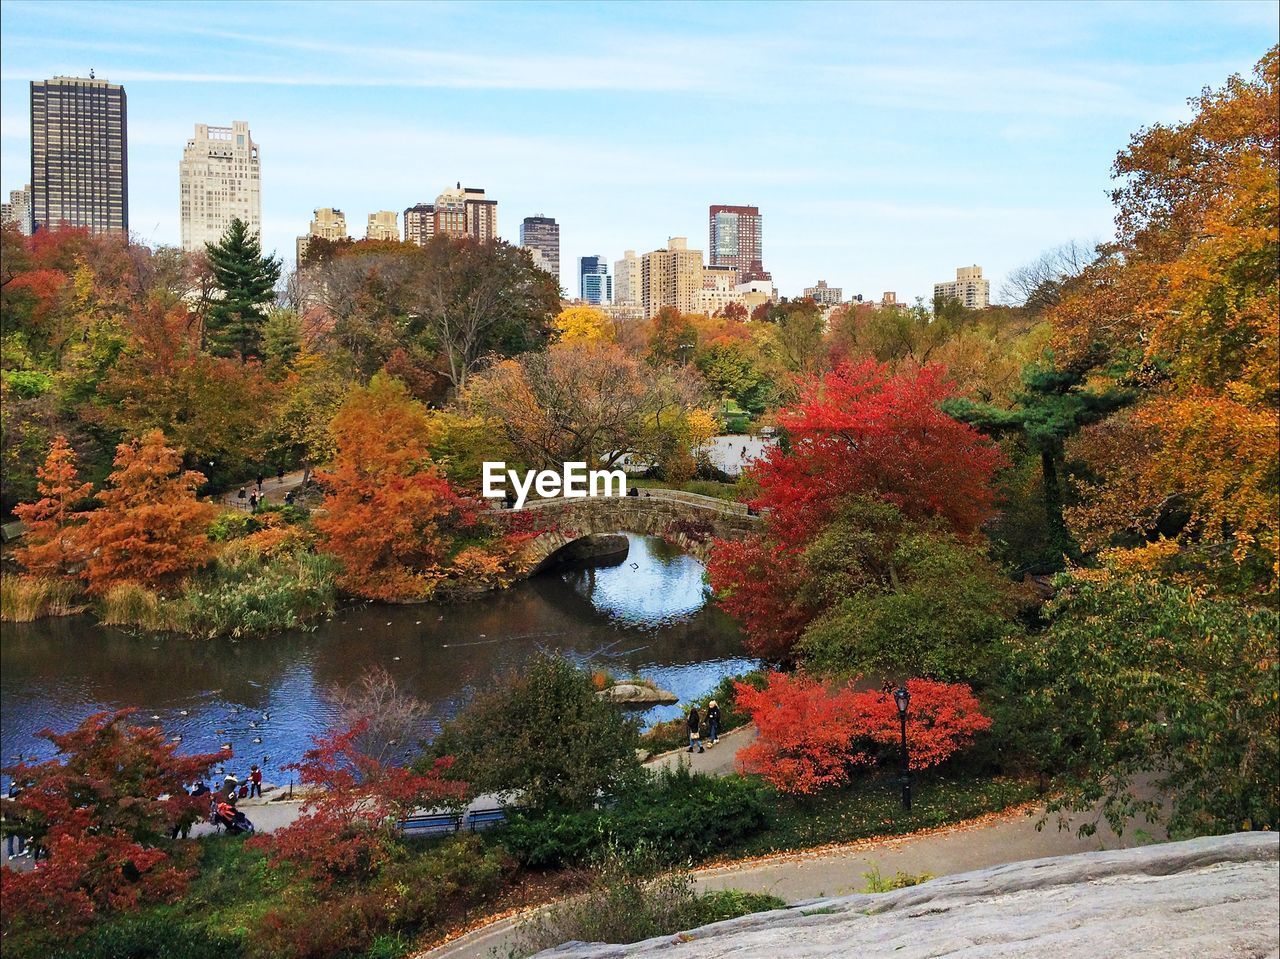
left=1, top=534, right=754, bottom=786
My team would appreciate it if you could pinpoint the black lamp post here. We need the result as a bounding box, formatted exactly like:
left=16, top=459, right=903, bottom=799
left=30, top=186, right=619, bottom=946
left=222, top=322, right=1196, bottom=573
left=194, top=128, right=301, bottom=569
left=893, top=684, right=911, bottom=811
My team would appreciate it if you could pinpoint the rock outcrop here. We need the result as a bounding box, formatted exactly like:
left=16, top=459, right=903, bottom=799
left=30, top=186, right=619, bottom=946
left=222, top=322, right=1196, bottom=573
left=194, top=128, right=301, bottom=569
left=536, top=832, right=1280, bottom=959
left=595, top=683, right=678, bottom=705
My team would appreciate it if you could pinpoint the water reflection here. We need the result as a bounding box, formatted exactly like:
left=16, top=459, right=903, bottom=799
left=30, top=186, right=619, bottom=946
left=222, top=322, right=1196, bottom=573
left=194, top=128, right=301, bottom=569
left=1, top=534, right=754, bottom=785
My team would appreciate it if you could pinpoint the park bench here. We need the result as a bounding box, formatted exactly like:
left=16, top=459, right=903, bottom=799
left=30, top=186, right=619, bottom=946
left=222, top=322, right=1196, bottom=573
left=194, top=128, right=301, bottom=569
left=398, top=811, right=463, bottom=835
left=466, top=808, right=507, bottom=831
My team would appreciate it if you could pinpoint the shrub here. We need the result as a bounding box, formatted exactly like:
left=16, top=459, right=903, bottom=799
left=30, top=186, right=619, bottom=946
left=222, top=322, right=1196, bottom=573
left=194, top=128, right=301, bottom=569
left=58, top=914, right=243, bottom=959
left=428, top=653, right=643, bottom=812
left=507, top=842, right=782, bottom=956
left=2, top=369, right=54, bottom=398
left=734, top=673, right=992, bottom=794
left=497, top=765, right=769, bottom=868
left=0, top=574, right=84, bottom=621
left=207, top=511, right=262, bottom=542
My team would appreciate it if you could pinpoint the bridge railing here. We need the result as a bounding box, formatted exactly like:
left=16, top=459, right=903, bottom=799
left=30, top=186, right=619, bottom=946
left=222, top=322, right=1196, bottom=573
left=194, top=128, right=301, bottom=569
left=504, top=489, right=753, bottom=517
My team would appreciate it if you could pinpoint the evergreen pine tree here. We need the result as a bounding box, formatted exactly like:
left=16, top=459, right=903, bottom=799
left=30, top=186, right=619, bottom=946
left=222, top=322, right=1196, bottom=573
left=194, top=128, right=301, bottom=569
left=204, top=218, right=281, bottom=360
left=943, top=359, right=1133, bottom=563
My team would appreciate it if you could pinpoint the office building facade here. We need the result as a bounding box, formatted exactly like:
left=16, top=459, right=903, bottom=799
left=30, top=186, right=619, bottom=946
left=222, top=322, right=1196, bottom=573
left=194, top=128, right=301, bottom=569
left=933, top=265, right=990, bottom=310
left=30, top=74, right=128, bottom=233
left=433, top=183, right=497, bottom=241
left=179, top=120, right=261, bottom=251
left=579, top=254, right=612, bottom=305
left=709, top=204, right=768, bottom=284
left=520, top=215, right=560, bottom=280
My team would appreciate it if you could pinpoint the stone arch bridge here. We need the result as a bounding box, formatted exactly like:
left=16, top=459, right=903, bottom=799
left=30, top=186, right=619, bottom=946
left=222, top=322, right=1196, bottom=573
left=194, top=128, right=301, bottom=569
left=491, top=489, right=761, bottom=573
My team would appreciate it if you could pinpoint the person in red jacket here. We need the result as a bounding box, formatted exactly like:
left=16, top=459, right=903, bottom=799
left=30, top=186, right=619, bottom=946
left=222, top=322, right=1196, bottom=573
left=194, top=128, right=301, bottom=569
left=248, top=764, right=263, bottom=799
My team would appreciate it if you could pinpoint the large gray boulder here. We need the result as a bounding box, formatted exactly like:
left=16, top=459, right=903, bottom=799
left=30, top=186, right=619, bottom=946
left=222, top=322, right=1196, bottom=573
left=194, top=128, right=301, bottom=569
left=595, top=683, right=678, bottom=704
left=536, top=832, right=1280, bottom=958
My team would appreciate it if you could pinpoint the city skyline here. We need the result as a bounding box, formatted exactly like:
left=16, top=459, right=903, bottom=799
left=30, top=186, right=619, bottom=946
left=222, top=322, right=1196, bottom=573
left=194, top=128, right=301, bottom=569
left=0, top=1, right=1275, bottom=299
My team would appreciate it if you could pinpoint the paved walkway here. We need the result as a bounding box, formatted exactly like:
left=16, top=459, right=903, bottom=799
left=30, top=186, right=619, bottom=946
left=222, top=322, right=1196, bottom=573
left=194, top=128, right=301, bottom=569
left=219, top=469, right=310, bottom=510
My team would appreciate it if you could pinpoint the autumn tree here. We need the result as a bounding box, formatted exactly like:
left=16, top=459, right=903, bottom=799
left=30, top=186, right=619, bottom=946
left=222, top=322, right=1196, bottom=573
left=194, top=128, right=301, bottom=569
left=466, top=341, right=709, bottom=471
left=13, top=435, right=92, bottom=578
left=734, top=673, right=991, bottom=795
left=314, top=374, right=479, bottom=601
left=709, top=361, right=1005, bottom=660
left=1050, top=48, right=1279, bottom=591
left=0, top=711, right=223, bottom=944
left=204, top=217, right=282, bottom=360
left=253, top=721, right=466, bottom=885
left=553, top=304, right=613, bottom=343
left=261, top=349, right=351, bottom=484
left=79, top=430, right=217, bottom=594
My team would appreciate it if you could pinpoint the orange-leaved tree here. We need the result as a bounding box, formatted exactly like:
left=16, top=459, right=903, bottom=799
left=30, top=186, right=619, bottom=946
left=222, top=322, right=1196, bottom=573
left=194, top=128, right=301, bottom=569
left=79, top=430, right=217, bottom=594
left=13, top=435, right=92, bottom=579
left=315, top=373, right=478, bottom=601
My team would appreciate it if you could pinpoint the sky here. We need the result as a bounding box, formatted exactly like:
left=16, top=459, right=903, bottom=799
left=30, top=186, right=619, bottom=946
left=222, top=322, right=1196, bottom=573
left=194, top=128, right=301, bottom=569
left=1, top=0, right=1276, bottom=302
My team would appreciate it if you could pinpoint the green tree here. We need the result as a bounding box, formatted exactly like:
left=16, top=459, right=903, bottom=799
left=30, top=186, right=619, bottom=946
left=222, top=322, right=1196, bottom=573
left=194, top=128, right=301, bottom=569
left=944, top=359, right=1132, bottom=563
left=204, top=218, right=281, bottom=361
left=1010, top=570, right=1279, bottom=839
left=261, top=307, right=303, bottom=376
left=795, top=499, right=1018, bottom=683
left=428, top=653, right=643, bottom=812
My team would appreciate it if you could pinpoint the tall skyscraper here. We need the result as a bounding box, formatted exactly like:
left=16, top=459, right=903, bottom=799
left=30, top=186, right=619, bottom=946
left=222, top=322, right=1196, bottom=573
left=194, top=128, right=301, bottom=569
left=30, top=74, right=128, bottom=233
left=708, top=205, right=768, bottom=284
left=404, top=203, right=435, bottom=245
left=641, top=237, right=703, bottom=319
left=2, top=185, right=33, bottom=235
left=933, top=265, right=990, bottom=310
left=613, top=249, right=641, bottom=306
left=295, top=207, right=348, bottom=262
left=179, top=121, right=261, bottom=252
left=579, top=255, right=612, bottom=305
left=520, top=215, right=560, bottom=280
left=366, top=210, right=399, bottom=241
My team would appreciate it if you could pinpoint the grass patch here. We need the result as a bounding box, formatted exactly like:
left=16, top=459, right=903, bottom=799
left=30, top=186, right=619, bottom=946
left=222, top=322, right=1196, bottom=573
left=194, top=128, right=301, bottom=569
left=96, top=581, right=183, bottom=631
left=0, top=574, right=85, bottom=621
left=721, top=767, right=1039, bottom=859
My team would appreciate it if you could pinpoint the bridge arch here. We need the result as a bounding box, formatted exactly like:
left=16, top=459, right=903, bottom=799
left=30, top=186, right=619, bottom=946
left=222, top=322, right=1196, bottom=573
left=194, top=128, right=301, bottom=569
left=492, top=490, right=761, bottom=575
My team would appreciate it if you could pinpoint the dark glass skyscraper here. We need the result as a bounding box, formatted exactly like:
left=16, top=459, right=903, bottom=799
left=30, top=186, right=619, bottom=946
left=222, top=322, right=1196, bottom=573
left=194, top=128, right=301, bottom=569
left=30, top=75, right=128, bottom=234
left=520, top=214, right=560, bottom=279
left=579, top=254, right=611, bottom=305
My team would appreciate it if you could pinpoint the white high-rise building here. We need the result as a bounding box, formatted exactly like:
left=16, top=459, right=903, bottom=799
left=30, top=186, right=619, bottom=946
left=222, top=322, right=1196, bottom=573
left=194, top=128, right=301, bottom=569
left=179, top=121, right=261, bottom=252
left=2, top=185, right=33, bottom=235
left=614, top=249, right=642, bottom=306
left=366, top=210, right=399, bottom=241
left=933, top=265, right=990, bottom=310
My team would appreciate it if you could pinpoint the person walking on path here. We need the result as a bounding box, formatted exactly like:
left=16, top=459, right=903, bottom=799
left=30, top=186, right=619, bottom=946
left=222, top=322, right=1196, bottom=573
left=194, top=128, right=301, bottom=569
left=248, top=764, right=263, bottom=799
left=255, top=473, right=264, bottom=493
left=686, top=704, right=704, bottom=754
left=276, top=466, right=285, bottom=484
left=248, top=490, right=259, bottom=511
left=705, top=700, right=721, bottom=747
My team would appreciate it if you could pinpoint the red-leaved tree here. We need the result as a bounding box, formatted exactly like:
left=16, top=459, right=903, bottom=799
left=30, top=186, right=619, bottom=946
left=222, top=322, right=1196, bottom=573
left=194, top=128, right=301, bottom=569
left=734, top=673, right=992, bottom=794
left=708, top=360, right=1004, bottom=659
left=847, top=679, right=993, bottom=771
left=252, top=721, right=467, bottom=885
left=13, top=435, right=92, bottom=578
left=0, top=711, right=223, bottom=942
left=733, top=672, right=872, bottom=795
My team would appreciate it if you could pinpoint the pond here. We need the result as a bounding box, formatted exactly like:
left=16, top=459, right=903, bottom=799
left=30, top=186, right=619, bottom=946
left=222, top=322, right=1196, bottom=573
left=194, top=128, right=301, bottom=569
left=0, top=533, right=754, bottom=787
